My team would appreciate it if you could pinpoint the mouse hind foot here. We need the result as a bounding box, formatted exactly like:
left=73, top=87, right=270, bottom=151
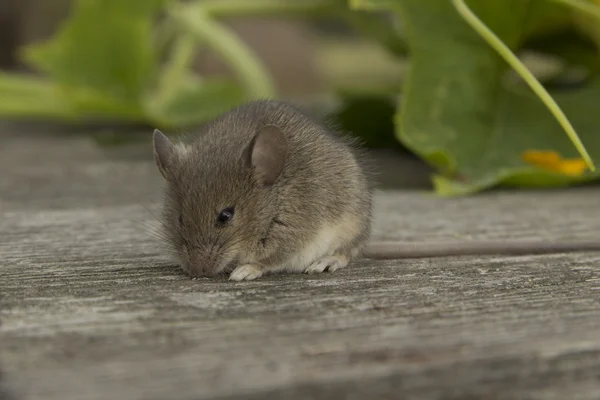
left=304, top=254, right=350, bottom=274
left=303, top=225, right=369, bottom=275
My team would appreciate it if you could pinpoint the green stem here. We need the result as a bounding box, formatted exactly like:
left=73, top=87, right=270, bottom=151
left=168, top=3, right=275, bottom=98
left=151, top=32, right=198, bottom=112
left=452, top=0, right=595, bottom=172
left=154, top=17, right=177, bottom=55
left=200, top=0, right=408, bottom=56
left=198, top=0, right=344, bottom=17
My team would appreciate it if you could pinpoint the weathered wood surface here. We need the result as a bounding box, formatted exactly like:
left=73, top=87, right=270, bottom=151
left=1, top=132, right=600, bottom=400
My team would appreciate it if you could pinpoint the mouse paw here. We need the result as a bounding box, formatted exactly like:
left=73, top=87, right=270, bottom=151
left=229, top=264, right=264, bottom=281
left=304, top=255, right=349, bottom=275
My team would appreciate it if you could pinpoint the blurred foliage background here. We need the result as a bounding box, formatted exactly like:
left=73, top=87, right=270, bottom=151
left=1, top=0, right=600, bottom=195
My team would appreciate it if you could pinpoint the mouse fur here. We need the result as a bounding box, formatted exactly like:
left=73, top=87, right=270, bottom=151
left=153, top=99, right=374, bottom=281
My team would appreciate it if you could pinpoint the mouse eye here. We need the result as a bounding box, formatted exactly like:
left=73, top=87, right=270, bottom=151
left=216, top=207, right=235, bottom=224
left=178, top=214, right=183, bottom=225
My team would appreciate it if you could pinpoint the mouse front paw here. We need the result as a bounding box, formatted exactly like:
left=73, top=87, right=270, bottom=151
left=304, top=255, right=349, bottom=275
left=229, top=264, right=264, bottom=281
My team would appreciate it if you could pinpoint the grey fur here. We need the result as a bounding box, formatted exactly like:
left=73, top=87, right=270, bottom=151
left=153, top=99, right=373, bottom=278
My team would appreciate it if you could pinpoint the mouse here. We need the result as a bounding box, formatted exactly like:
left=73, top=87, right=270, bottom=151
left=151, top=99, right=600, bottom=281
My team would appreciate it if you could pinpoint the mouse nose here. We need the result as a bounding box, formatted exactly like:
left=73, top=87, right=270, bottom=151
left=188, top=251, right=216, bottom=277
left=188, top=262, right=214, bottom=278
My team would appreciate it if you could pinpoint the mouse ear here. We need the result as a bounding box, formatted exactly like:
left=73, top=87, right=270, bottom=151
left=153, top=129, right=174, bottom=180
left=246, top=125, right=288, bottom=186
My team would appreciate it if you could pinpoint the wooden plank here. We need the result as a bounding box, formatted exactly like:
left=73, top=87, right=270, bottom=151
left=1, top=133, right=600, bottom=400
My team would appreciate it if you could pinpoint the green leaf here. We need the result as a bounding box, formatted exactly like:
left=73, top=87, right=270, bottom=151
left=567, top=0, right=600, bottom=50
left=521, top=0, right=573, bottom=38
left=395, top=0, right=528, bottom=171
left=390, top=0, right=600, bottom=195
left=21, top=0, right=164, bottom=105
left=348, top=0, right=397, bottom=10
left=0, top=72, right=77, bottom=120
left=431, top=79, right=600, bottom=196
left=168, top=2, right=275, bottom=98
left=451, top=0, right=594, bottom=170
left=152, top=79, right=245, bottom=129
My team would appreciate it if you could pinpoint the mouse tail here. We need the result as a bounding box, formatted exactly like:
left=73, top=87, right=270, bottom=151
left=361, top=240, right=600, bottom=260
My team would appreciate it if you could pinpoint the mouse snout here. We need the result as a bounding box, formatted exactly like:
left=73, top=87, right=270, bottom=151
left=186, top=249, right=218, bottom=277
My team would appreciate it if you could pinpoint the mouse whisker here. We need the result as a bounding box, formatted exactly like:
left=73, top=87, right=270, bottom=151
left=146, top=228, right=177, bottom=244
left=132, top=221, right=173, bottom=242
left=139, top=202, right=163, bottom=222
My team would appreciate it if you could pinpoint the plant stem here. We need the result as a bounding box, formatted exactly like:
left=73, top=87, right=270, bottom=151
left=200, top=0, right=408, bottom=56
left=168, top=2, right=276, bottom=98
left=452, top=0, right=595, bottom=172
left=198, top=0, right=344, bottom=18
left=151, top=32, right=198, bottom=114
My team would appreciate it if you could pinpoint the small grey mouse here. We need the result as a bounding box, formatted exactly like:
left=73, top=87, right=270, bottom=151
left=152, top=99, right=600, bottom=281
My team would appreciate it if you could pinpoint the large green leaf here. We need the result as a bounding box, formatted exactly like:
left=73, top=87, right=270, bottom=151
left=395, top=0, right=531, bottom=170
left=433, top=79, right=600, bottom=195
left=22, top=0, right=164, bottom=108
left=365, top=0, right=600, bottom=195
